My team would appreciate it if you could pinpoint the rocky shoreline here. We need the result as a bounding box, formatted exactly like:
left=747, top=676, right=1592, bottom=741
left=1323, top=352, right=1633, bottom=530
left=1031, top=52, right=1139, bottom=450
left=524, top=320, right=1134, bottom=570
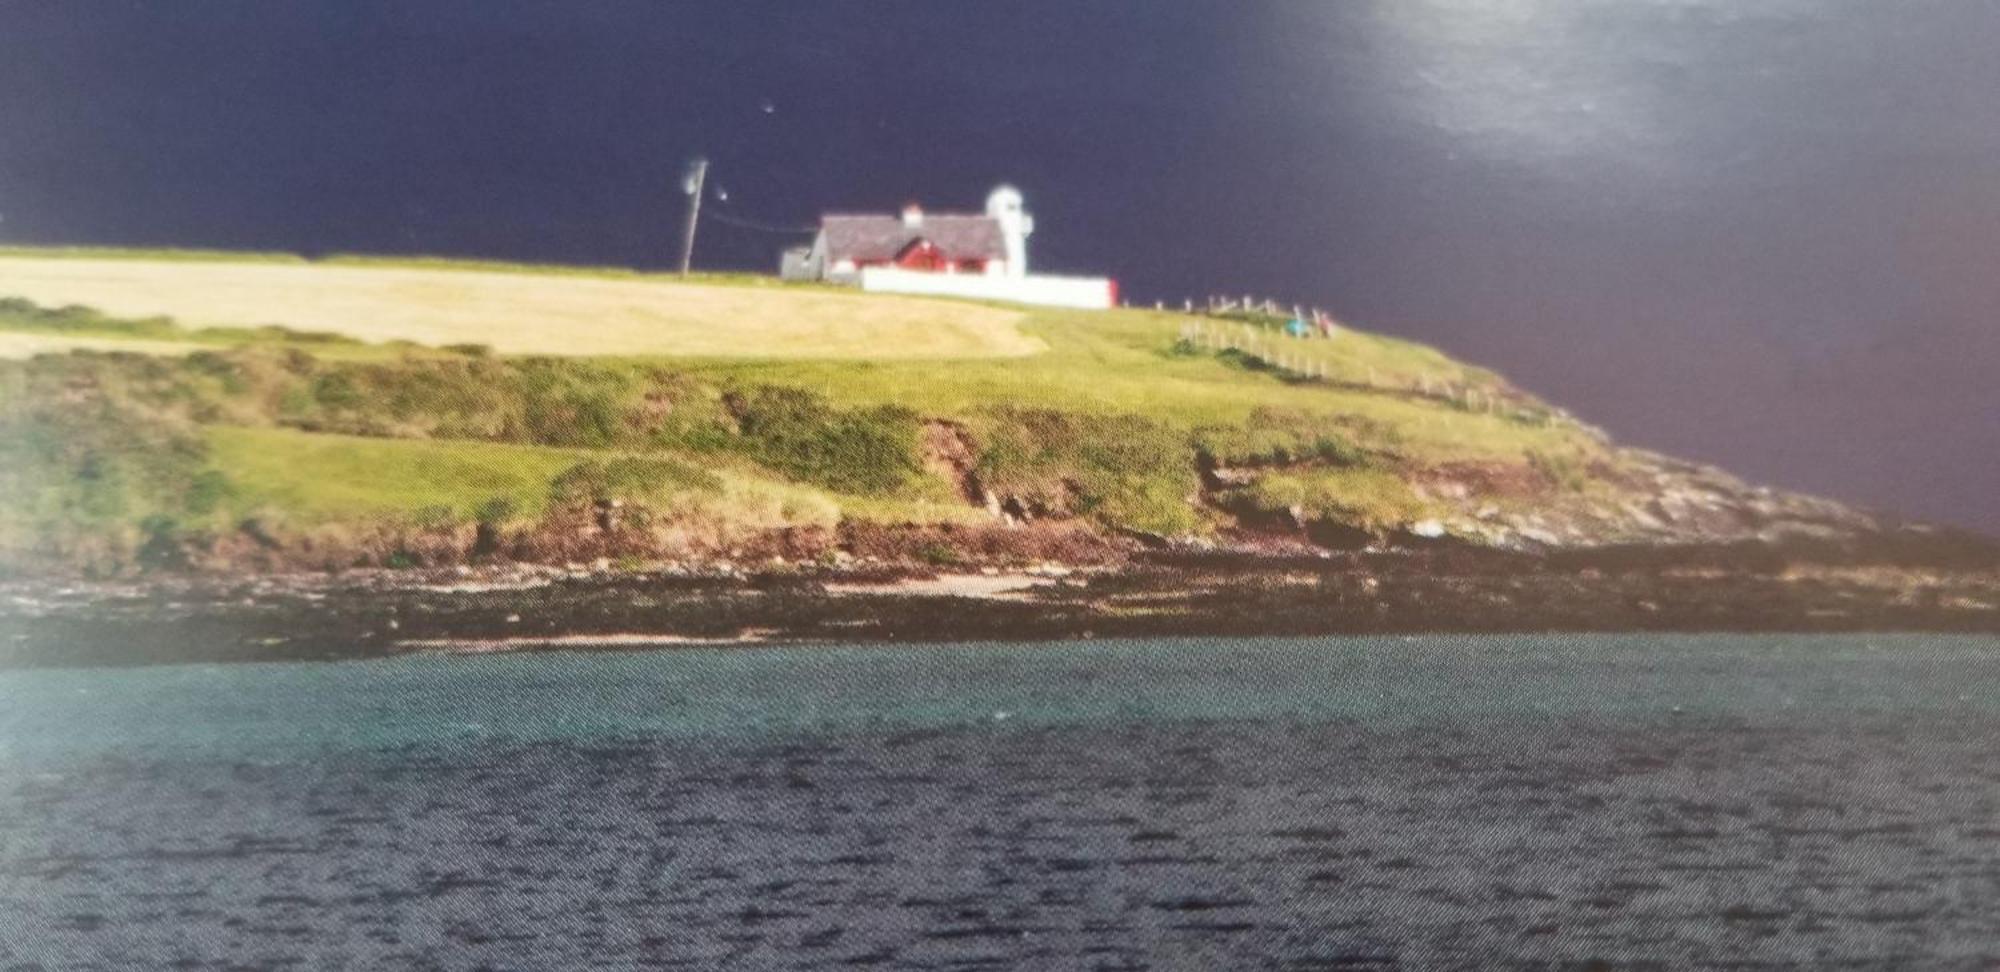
left=4, top=543, right=1996, bottom=667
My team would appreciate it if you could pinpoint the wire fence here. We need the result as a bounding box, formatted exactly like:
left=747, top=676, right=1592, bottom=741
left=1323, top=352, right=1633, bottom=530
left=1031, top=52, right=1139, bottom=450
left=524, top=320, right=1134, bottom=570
left=1156, top=296, right=1567, bottom=427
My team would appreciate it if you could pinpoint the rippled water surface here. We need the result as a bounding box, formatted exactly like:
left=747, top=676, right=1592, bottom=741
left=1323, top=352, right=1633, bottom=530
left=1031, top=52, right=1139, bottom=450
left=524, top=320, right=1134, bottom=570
left=2, top=635, right=1997, bottom=969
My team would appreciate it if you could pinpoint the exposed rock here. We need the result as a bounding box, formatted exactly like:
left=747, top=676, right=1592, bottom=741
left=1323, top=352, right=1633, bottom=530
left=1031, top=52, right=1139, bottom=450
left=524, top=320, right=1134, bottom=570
left=920, top=420, right=996, bottom=513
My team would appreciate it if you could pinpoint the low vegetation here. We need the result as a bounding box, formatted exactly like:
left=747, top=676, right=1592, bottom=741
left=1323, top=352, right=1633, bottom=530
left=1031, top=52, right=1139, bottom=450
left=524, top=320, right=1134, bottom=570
left=1239, top=468, right=1434, bottom=532
left=0, top=249, right=1633, bottom=574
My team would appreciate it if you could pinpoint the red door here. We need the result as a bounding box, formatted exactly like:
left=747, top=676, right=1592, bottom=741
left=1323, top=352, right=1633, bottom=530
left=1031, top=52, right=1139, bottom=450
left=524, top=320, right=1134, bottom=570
left=895, top=239, right=950, bottom=272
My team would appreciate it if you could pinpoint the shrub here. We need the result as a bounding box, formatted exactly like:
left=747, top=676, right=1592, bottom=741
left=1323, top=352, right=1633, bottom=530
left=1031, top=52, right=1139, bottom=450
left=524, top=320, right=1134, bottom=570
left=722, top=385, right=925, bottom=495
left=474, top=496, right=519, bottom=525
left=0, top=387, right=222, bottom=566
left=512, top=358, right=638, bottom=448
left=311, top=372, right=363, bottom=409
left=976, top=407, right=1197, bottom=536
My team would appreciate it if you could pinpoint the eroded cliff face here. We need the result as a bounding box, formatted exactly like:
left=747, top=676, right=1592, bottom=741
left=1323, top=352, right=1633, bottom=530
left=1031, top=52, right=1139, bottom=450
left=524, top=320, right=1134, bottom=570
left=16, top=422, right=1984, bottom=580
left=1196, top=444, right=1948, bottom=558
left=1410, top=450, right=1889, bottom=550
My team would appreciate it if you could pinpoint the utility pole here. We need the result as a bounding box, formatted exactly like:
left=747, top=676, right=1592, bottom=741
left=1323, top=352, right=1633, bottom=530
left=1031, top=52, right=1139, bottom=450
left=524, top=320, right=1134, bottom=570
left=677, top=157, right=709, bottom=277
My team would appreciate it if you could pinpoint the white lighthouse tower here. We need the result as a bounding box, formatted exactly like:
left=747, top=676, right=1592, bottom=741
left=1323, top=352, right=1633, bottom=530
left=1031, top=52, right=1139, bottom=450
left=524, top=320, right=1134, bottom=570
left=986, top=185, right=1034, bottom=278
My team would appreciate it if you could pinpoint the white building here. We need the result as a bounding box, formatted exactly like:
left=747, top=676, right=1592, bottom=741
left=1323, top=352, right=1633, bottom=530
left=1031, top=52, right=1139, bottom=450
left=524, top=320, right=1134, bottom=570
left=781, top=186, right=1116, bottom=310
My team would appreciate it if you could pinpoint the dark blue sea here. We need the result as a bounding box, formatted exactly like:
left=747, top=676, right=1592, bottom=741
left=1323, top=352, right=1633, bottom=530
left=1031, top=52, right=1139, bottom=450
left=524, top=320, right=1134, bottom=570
left=3, top=635, right=1997, bottom=969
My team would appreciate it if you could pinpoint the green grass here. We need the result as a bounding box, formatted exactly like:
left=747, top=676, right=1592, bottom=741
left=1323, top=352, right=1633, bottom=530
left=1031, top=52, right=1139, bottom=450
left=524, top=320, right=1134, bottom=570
left=207, top=426, right=587, bottom=523
left=677, top=307, right=1592, bottom=465
left=1241, top=467, right=1436, bottom=531
left=0, top=250, right=1621, bottom=567
left=0, top=253, right=1586, bottom=466
left=204, top=425, right=977, bottom=530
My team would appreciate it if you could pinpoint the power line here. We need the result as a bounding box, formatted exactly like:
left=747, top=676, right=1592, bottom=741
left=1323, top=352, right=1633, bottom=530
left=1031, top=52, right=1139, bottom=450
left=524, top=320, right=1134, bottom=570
left=677, top=158, right=818, bottom=273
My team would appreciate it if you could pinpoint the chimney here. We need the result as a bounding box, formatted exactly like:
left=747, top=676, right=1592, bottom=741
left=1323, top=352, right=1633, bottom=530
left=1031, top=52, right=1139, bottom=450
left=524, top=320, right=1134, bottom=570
left=901, top=203, right=924, bottom=228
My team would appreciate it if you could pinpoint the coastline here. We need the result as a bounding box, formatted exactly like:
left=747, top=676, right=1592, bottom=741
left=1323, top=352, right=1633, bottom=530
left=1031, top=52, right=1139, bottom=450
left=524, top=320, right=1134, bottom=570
left=5, top=548, right=1995, bottom=668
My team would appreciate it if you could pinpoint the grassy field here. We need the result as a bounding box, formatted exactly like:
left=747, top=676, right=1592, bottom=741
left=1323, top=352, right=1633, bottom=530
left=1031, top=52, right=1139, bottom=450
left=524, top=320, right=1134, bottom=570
left=686, top=308, right=1592, bottom=464
left=0, top=249, right=1582, bottom=464
left=0, top=248, right=1615, bottom=570
left=205, top=427, right=589, bottom=522
left=0, top=253, right=1041, bottom=359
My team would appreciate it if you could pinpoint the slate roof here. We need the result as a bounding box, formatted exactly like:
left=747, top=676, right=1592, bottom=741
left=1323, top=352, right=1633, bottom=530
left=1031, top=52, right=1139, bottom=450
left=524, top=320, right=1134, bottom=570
left=820, top=213, right=1006, bottom=263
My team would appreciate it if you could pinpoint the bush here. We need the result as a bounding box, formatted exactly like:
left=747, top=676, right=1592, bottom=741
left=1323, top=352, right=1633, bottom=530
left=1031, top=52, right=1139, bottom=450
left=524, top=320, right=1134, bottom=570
left=513, top=358, right=637, bottom=448
left=976, top=407, right=1197, bottom=536
left=0, top=386, right=222, bottom=566
left=474, top=496, right=519, bottom=525
left=722, top=385, right=925, bottom=495
left=311, top=372, right=363, bottom=409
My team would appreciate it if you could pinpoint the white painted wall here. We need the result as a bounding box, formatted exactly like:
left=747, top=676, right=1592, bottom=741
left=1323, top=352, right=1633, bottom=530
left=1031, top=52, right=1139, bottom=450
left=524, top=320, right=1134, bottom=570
left=860, top=267, right=1115, bottom=310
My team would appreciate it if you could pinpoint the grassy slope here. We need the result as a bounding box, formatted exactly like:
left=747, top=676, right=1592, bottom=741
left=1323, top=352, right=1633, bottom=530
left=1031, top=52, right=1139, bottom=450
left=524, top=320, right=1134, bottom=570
left=207, top=426, right=983, bottom=529
left=690, top=309, right=1587, bottom=463
left=0, top=249, right=1612, bottom=568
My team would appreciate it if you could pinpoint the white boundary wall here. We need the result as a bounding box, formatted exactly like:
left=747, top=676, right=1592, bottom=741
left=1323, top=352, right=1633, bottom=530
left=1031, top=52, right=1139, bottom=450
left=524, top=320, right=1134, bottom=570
left=859, top=267, right=1115, bottom=310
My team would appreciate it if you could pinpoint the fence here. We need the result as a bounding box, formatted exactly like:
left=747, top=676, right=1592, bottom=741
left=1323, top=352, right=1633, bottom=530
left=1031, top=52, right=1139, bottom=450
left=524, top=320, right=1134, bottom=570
left=1173, top=313, right=1563, bottom=426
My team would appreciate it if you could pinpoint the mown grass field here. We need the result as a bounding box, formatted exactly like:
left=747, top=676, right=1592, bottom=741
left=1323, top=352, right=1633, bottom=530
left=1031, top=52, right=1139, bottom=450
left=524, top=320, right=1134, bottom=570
left=0, top=252, right=1041, bottom=359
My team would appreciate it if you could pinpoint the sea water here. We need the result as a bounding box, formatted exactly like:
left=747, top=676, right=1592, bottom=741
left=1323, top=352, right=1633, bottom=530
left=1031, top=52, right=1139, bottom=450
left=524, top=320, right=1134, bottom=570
left=1, top=635, right=1996, bottom=968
